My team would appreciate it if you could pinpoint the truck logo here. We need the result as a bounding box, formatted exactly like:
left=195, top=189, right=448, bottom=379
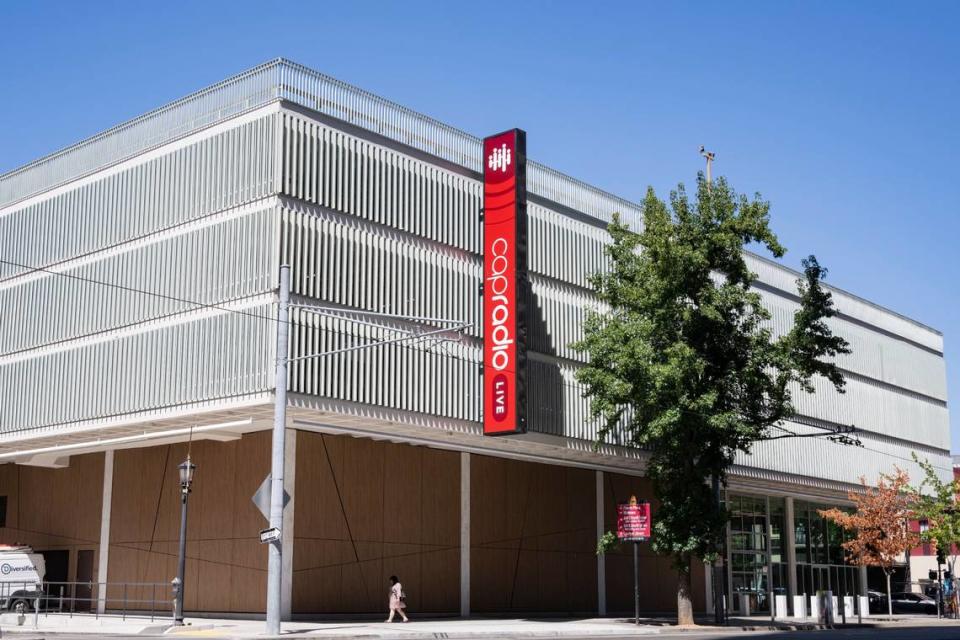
left=0, top=563, right=33, bottom=575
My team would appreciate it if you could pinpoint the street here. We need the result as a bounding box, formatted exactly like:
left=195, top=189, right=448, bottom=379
left=5, top=623, right=960, bottom=640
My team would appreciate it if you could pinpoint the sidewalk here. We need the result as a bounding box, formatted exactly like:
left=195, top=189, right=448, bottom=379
left=0, top=611, right=956, bottom=638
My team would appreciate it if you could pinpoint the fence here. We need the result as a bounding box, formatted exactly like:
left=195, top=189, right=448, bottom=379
left=0, top=580, right=173, bottom=622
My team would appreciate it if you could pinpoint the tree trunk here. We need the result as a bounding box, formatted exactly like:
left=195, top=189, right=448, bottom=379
left=886, top=571, right=892, bottom=618
left=904, top=548, right=912, bottom=590
left=677, top=558, right=695, bottom=626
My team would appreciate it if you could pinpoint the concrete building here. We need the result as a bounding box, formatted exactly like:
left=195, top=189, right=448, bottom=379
left=0, top=59, right=950, bottom=617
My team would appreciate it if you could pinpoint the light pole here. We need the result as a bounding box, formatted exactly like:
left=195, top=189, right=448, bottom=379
left=699, top=145, right=716, bottom=189
left=174, top=455, right=195, bottom=625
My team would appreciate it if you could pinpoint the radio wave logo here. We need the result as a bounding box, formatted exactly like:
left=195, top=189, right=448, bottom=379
left=1, top=563, right=12, bottom=575
left=487, top=144, right=512, bottom=173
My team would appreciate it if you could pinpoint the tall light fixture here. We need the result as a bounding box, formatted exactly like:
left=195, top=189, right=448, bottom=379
left=174, top=452, right=195, bottom=624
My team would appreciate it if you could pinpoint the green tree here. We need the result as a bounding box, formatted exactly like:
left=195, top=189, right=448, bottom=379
left=909, top=453, right=960, bottom=574
left=574, top=175, right=850, bottom=625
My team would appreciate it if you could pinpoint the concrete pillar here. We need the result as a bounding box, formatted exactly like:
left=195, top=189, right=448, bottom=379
left=596, top=471, right=606, bottom=615
left=96, top=450, right=114, bottom=615
left=705, top=564, right=715, bottom=614
left=859, top=565, right=868, bottom=596
left=281, top=428, right=297, bottom=619
left=785, top=497, right=798, bottom=605
left=460, top=452, right=471, bottom=618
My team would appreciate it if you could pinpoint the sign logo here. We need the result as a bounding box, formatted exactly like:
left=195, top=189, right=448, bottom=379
left=482, top=129, right=527, bottom=436
left=0, top=563, right=10, bottom=575
left=487, top=144, right=512, bottom=173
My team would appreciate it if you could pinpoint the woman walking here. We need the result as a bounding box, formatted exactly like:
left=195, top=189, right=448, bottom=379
left=386, top=575, right=409, bottom=622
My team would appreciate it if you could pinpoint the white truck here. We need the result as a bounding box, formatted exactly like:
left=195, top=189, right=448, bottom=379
left=0, top=546, right=46, bottom=611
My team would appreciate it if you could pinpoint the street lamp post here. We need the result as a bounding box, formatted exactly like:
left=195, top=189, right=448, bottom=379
left=174, top=455, right=195, bottom=625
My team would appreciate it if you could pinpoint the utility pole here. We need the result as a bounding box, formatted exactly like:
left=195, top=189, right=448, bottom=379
left=261, top=264, right=469, bottom=635
left=266, top=264, right=290, bottom=636
left=700, top=145, right=725, bottom=623
left=699, top=145, right=716, bottom=188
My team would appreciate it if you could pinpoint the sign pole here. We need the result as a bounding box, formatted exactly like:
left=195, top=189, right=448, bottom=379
left=265, top=264, right=290, bottom=636
left=633, top=541, right=640, bottom=625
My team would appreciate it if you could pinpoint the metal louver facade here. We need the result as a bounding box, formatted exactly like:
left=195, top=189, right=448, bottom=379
left=0, top=60, right=949, bottom=492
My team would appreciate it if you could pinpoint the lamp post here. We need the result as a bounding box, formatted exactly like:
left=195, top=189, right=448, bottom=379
left=174, top=455, right=195, bottom=625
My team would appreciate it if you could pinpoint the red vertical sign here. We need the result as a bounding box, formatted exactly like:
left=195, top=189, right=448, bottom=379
left=483, top=129, right=527, bottom=436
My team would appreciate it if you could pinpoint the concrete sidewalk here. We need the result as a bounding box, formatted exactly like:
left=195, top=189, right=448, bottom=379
left=0, top=611, right=956, bottom=638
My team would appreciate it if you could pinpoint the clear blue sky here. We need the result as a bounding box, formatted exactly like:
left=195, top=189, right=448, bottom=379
left=1, top=2, right=957, bottom=449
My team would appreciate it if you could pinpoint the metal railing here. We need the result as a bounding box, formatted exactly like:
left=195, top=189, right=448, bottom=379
left=0, top=580, right=173, bottom=622
left=0, top=59, right=644, bottom=230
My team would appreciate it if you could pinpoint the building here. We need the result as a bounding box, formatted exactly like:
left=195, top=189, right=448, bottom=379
left=0, top=59, right=950, bottom=618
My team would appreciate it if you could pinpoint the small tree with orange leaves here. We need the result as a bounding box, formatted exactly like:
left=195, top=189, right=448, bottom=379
left=819, top=469, right=918, bottom=617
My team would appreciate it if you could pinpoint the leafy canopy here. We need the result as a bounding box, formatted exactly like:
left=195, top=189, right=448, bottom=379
left=575, top=174, right=850, bottom=564
left=908, top=453, right=960, bottom=564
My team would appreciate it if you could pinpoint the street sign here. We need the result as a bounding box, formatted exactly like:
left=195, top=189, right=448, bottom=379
left=616, top=495, right=652, bottom=625
left=259, top=527, right=281, bottom=544
left=617, top=496, right=652, bottom=542
left=251, top=474, right=290, bottom=524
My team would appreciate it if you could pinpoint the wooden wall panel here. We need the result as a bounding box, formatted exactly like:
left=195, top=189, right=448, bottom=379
left=292, top=432, right=459, bottom=614
left=603, top=473, right=707, bottom=613
left=471, top=455, right=597, bottom=614
left=107, top=432, right=270, bottom=613
left=0, top=454, right=104, bottom=586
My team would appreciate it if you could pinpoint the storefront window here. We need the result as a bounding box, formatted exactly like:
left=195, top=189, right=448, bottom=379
left=728, top=494, right=771, bottom=613
left=793, top=501, right=859, bottom=598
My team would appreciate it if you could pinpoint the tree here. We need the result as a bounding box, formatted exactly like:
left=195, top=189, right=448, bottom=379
left=819, top=470, right=918, bottom=617
left=908, top=453, right=960, bottom=578
left=574, top=174, right=850, bottom=624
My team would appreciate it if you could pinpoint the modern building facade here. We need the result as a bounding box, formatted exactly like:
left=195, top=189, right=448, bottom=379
left=0, top=59, right=950, bottom=617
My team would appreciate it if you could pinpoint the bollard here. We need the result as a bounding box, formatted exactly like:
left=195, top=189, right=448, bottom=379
left=171, top=577, right=181, bottom=624
left=793, top=594, right=807, bottom=618
left=33, top=583, right=40, bottom=629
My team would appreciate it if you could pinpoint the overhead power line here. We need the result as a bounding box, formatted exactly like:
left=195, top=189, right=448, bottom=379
left=0, top=258, right=946, bottom=471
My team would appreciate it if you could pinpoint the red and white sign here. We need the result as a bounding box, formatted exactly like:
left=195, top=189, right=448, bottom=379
left=617, top=499, right=652, bottom=542
left=483, top=129, right=527, bottom=436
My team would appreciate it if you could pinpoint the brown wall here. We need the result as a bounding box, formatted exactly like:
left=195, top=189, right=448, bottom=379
left=603, top=473, right=706, bottom=613
left=107, top=432, right=270, bottom=613
left=471, top=455, right=597, bottom=614
left=293, top=432, right=460, bottom=614
left=0, top=436, right=708, bottom=617
left=0, top=453, right=104, bottom=586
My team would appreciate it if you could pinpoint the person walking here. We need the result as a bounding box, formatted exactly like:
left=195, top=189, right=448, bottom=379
left=386, top=575, right=409, bottom=623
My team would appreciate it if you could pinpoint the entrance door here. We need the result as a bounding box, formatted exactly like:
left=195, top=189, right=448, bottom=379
left=75, top=550, right=94, bottom=612
left=37, top=550, right=69, bottom=608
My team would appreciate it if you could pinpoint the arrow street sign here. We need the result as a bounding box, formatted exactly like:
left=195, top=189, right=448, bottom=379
left=259, top=527, right=281, bottom=544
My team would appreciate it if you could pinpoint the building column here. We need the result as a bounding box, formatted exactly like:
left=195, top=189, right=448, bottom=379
left=785, top=497, right=798, bottom=604
left=460, top=452, right=471, bottom=618
left=596, top=471, right=606, bottom=616
left=705, top=564, right=715, bottom=614
left=96, top=450, right=114, bottom=615
left=281, top=428, right=297, bottom=619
